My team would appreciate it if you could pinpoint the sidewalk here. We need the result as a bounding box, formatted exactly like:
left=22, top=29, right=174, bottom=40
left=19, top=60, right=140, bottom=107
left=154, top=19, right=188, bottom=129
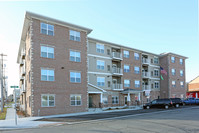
left=0, top=105, right=142, bottom=130
left=0, top=104, right=58, bottom=131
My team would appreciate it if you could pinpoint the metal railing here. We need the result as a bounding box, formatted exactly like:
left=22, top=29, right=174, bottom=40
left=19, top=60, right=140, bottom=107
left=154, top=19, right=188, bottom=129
left=112, top=84, right=123, bottom=90
left=112, top=68, right=123, bottom=75
left=142, top=85, right=150, bottom=90
left=142, top=58, right=149, bottom=64
left=112, top=52, right=122, bottom=59
left=142, top=72, right=150, bottom=78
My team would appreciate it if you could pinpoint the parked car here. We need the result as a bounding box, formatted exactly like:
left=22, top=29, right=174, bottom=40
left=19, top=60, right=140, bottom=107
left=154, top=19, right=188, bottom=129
left=143, top=99, right=173, bottom=109
left=170, top=98, right=184, bottom=107
left=183, top=98, right=199, bottom=105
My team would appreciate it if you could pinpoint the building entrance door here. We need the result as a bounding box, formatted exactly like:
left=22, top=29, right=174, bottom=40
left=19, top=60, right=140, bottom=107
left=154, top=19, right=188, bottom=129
left=89, top=95, right=93, bottom=108
left=124, top=96, right=128, bottom=105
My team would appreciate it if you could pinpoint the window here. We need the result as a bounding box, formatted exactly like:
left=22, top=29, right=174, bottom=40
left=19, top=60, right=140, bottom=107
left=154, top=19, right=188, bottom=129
left=124, top=79, right=130, bottom=87
left=180, top=81, right=184, bottom=88
left=70, top=95, right=81, bottom=106
left=97, top=77, right=105, bottom=86
left=151, top=84, right=154, bottom=89
left=108, top=81, right=111, bottom=87
left=97, top=60, right=105, bottom=70
left=69, top=30, right=80, bottom=42
left=154, top=69, right=159, bottom=76
left=41, top=69, right=54, bottom=81
left=124, top=65, right=130, bottom=73
left=135, top=80, right=140, bottom=88
left=151, top=59, right=153, bottom=63
left=134, top=53, right=139, bottom=60
left=134, top=66, right=140, bottom=74
left=123, top=50, right=129, bottom=58
left=41, top=94, right=55, bottom=107
left=154, top=81, right=159, bottom=89
left=107, top=65, right=110, bottom=71
left=29, top=96, right=31, bottom=107
left=70, top=72, right=81, bottom=83
left=103, top=96, right=108, bottom=104
left=180, top=59, right=183, bottom=65
left=40, top=23, right=54, bottom=36
left=70, top=50, right=81, bottom=62
left=28, top=48, right=31, bottom=59
left=96, top=44, right=104, bottom=54
left=171, top=56, right=175, bottom=63
left=172, top=69, right=176, bottom=76
left=172, top=81, right=176, bottom=87
left=112, top=96, right=119, bottom=104
left=107, top=49, right=110, bottom=55
left=29, top=71, right=31, bottom=82
left=180, top=70, right=184, bottom=76
left=154, top=57, right=159, bottom=64
left=41, top=45, right=54, bottom=59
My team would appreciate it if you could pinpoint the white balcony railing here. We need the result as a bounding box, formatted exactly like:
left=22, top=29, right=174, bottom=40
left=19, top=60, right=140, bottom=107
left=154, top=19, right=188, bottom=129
left=112, top=84, right=123, bottom=90
left=142, top=58, right=149, bottom=64
left=112, top=52, right=122, bottom=60
left=142, top=72, right=150, bottom=78
left=21, top=49, right=25, bottom=59
left=112, top=67, right=123, bottom=75
left=21, top=85, right=26, bottom=93
left=142, top=85, right=151, bottom=90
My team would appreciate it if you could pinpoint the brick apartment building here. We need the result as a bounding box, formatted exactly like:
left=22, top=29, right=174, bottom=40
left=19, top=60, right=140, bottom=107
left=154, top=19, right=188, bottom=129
left=17, top=12, right=187, bottom=116
left=187, top=76, right=199, bottom=98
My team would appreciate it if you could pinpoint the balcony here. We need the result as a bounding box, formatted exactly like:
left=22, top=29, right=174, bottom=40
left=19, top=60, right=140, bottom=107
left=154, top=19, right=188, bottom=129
left=112, top=67, right=123, bottom=76
left=20, top=60, right=24, bottom=66
left=21, top=69, right=26, bottom=76
left=20, top=76, right=24, bottom=81
left=112, top=52, right=122, bottom=60
left=20, top=85, right=26, bottom=93
left=112, top=84, right=123, bottom=91
left=142, top=85, right=151, bottom=91
left=142, top=58, right=149, bottom=65
left=142, top=72, right=150, bottom=79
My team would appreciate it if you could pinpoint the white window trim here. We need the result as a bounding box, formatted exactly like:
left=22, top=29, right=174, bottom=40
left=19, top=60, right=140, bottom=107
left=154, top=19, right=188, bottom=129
left=154, top=81, right=159, bottom=89
left=134, top=80, right=140, bottom=88
left=69, top=30, right=81, bottom=42
left=180, top=70, right=184, bottom=76
left=124, top=64, right=130, bottom=72
left=70, top=71, right=81, bottom=83
left=41, top=68, right=55, bottom=81
left=41, top=94, right=55, bottom=107
left=96, top=43, right=105, bottom=54
left=134, top=66, right=140, bottom=74
left=154, top=69, right=159, bottom=76
left=70, top=94, right=82, bottom=106
left=40, top=22, right=54, bottom=36
left=171, top=56, right=175, bottom=63
left=69, top=49, right=81, bottom=62
left=154, top=56, right=159, bottom=64
left=123, top=50, right=129, bottom=58
left=134, top=53, right=139, bottom=60
left=96, top=60, right=105, bottom=70
left=112, top=96, right=119, bottom=104
left=40, top=44, right=55, bottom=59
left=97, top=77, right=105, bottom=86
left=124, top=79, right=130, bottom=87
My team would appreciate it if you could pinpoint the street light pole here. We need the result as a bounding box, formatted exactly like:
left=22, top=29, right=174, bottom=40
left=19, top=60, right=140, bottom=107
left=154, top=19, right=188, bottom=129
left=14, top=86, right=17, bottom=125
left=1, top=53, right=7, bottom=113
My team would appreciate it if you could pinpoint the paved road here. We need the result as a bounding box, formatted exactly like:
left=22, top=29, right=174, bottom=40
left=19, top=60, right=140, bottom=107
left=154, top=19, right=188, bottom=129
left=2, top=106, right=199, bottom=133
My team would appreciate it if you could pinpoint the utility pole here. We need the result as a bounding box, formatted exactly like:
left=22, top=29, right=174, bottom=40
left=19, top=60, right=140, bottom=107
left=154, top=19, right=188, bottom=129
left=1, top=53, right=7, bottom=113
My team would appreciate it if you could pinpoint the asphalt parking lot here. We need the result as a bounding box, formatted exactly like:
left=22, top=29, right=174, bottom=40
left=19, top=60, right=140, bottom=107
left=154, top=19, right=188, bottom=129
left=37, top=105, right=196, bottom=123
